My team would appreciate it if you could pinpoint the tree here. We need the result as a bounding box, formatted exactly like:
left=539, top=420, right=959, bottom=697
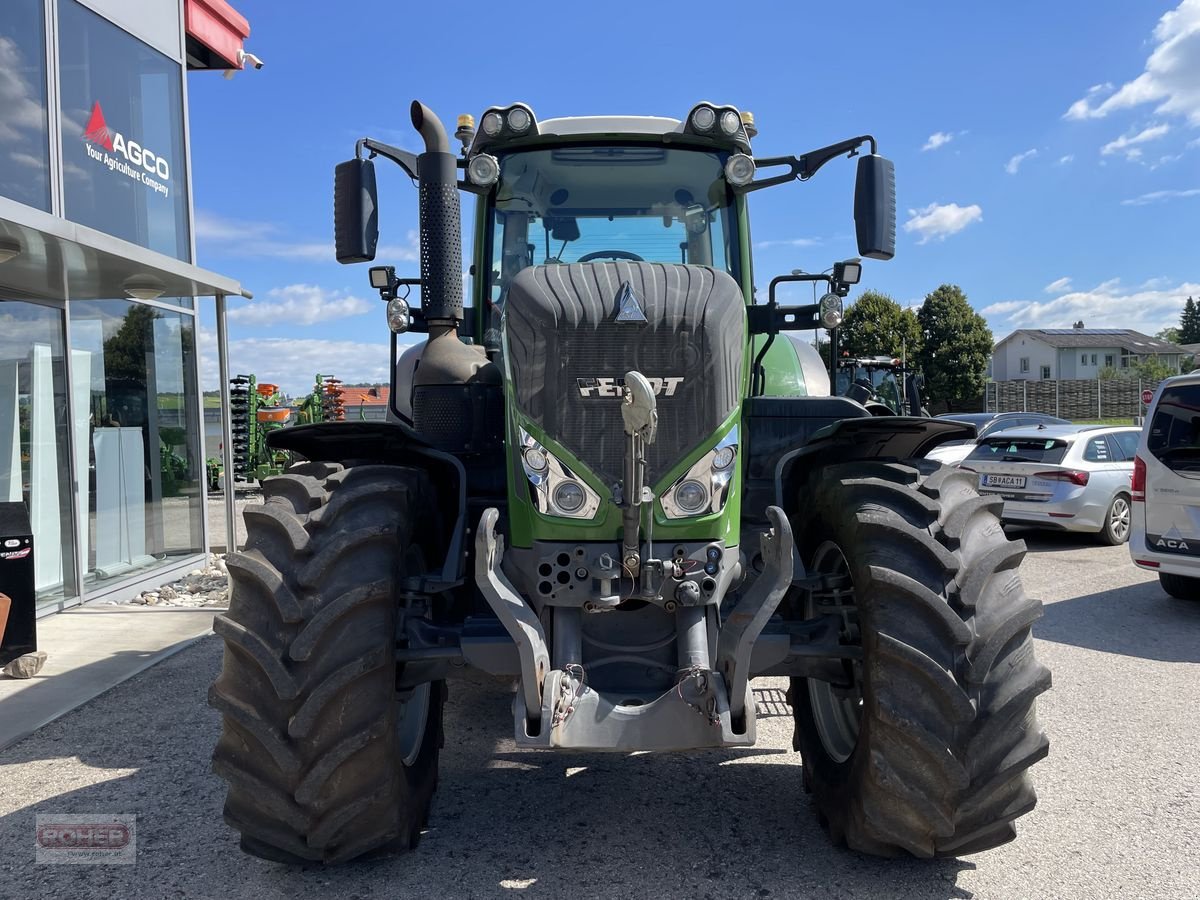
left=1133, top=354, right=1176, bottom=382
left=1157, top=326, right=1181, bottom=344
left=1180, top=296, right=1200, bottom=343
left=916, top=284, right=994, bottom=411
left=837, top=290, right=922, bottom=360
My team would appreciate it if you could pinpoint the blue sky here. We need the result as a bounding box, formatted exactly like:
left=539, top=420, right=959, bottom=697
left=187, top=0, right=1200, bottom=394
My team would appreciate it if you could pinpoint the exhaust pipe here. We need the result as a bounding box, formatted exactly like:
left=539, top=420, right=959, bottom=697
left=411, top=101, right=462, bottom=326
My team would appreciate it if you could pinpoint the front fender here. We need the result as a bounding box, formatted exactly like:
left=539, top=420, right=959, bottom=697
left=777, top=416, right=974, bottom=507
left=268, top=422, right=467, bottom=590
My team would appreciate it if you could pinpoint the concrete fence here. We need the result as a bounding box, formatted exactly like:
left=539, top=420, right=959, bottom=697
left=985, top=378, right=1161, bottom=419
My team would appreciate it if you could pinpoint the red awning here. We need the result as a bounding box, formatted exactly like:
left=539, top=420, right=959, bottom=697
left=185, top=0, right=251, bottom=71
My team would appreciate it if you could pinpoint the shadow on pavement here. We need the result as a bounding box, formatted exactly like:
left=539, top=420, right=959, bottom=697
left=1005, top=527, right=1103, bottom=553
left=1036, top=581, right=1200, bottom=662
left=0, top=636, right=984, bottom=899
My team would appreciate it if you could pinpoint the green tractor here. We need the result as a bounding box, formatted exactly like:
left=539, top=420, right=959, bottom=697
left=209, top=101, right=1050, bottom=863
left=835, top=354, right=928, bottom=416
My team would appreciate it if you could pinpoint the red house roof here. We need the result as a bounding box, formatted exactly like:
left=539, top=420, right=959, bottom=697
left=340, top=386, right=391, bottom=407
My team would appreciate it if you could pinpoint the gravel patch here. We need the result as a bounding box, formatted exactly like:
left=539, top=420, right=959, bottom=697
left=124, top=554, right=230, bottom=609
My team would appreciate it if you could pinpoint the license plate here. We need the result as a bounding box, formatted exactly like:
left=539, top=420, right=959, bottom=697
left=981, top=474, right=1026, bottom=489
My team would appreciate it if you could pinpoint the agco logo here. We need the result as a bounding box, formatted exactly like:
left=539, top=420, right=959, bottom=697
left=577, top=376, right=684, bottom=398
left=82, top=101, right=171, bottom=197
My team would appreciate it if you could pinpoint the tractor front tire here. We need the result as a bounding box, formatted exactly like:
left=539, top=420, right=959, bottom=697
left=789, top=460, right=1051, bottom=857
left=209, top=462, right=444, bottom=864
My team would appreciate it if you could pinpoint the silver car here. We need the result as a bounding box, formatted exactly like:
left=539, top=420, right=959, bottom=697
left=962, top=424, right=1141, bottom=544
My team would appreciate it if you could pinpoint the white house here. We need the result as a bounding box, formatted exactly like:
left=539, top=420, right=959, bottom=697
left=991, top=328, right=1184, bottom=380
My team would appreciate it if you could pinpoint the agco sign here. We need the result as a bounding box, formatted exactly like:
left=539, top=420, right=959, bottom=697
left=82, top=101, right=172, bottom=198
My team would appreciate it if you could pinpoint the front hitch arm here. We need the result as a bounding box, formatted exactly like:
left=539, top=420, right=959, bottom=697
left=474, top=508, right=550, bottom=732
left=715, top=505, right=795, bottom=724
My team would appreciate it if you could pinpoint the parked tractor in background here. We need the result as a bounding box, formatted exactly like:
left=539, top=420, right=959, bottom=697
left=209, top=100, right=1050, bottom=864
left=835, top=354, right=929, bottom=416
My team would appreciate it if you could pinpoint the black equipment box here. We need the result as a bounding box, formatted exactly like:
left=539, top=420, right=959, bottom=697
left=0, top=501, right=37, bottom=667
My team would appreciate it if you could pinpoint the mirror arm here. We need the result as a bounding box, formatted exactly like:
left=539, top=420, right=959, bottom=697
left=797, top=135, right=877, bottom=180
left=357, top=138, right=419, bottom=180
left=740, top=136, right=877, bottom=193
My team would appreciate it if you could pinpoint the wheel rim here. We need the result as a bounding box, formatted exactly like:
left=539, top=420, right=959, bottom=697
left=1110, top=497, right=1130, bottom=542
left=397, top=681, right=431, bottom=767
left=805, top=540, right=863, bottom=764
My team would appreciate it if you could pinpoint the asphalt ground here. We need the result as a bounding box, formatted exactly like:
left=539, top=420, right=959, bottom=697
left=1, top=528, right=1198, bottom=899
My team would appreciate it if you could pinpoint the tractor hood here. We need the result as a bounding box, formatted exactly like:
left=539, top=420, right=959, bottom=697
left=504, top=261, right=745, bottom=488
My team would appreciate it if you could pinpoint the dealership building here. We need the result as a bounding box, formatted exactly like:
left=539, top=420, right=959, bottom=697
left=0, top=0, right=252, bottom=616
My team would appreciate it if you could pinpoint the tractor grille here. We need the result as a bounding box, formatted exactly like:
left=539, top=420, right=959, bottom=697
left=505, top=262, right=745, bottom=487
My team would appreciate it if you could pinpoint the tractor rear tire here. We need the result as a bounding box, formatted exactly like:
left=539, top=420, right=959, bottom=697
left=788, top=459, right=1051, bottom=857
left=209, top=461, right=444, bottom=864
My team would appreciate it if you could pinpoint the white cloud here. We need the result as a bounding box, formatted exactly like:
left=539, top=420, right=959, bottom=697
left=755, top=237, right=821, bottom=249
left=1120, top=187, right=1200, bottom=205
left=903, top=202, right=983, bottom=244
left=981, top=279, right=1200, bottom=336
left=1057, top=154, right=1075, bottom=164
left=1044, top=277, right=1073, bottom=294
left=1005, top=148, right=1038, bottom=174
left=0, top=37, right=45, bottom=143
left=1063, top=1, right=1200, bottom=124
left=198, top=328, right=395, bottom=396
left=195, top=211, right=418, bottom=264
left=1100, top=122, right=1171, bottom=158
left=922, top=131, right=954, bottom=151
left=226, top=284, right=374, bottom=327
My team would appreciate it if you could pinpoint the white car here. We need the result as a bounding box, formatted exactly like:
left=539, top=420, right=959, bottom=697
left=963, top=424, right=1141, bottom=544
left=1131, top=373, right=1200, bottom=600
left=927, top=412, right=1070, bottom=466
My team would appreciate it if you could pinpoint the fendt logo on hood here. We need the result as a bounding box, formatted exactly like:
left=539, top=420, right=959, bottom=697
left=82, top=101, right=171, bottom=198
left=577, top=376, right=684, bottom=398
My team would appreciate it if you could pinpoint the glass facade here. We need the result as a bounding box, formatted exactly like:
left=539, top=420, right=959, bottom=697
left=0, top=300, right=78, bottom=606
left=0, top=0, right=51, bottom=211
left=59, top=0, right=190, bottom=261
left=0, top=1, right=234, bottom=611
left=69, top=300, right=205, bottom=590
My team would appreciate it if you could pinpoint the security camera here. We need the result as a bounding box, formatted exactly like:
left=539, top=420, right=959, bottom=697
left=237, top=49, right=264, bottom=70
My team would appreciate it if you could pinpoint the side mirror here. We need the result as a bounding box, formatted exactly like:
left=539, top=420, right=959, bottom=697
left=854, top=154, right=896, bottom=261
left=334, top=158, right=379, bottom=263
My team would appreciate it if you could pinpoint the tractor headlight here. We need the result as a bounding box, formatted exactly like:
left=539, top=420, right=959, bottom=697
left=386, top=297, right=410, bottom=333
left=467, top=153, right=500, bottom=187
left=724, top=154, right=756, bottom=187
left=819, top=292, right=844, bottom=330
left=662, top=426, right=738, bottom=519
left=553, top=481, right=586, bottom=513
left=519, top=428, right=601, bottom=519
left=523, top=446, right=548, bottom=473
left=673, top=480, right=709, bottom=514
left=690, top=105, right=716, bottom=132
left=481, top=111, right=503, bottom=136
left=506, top=107, right=532, bottom=133
left=719, top=109, right=741, bottom=136
left=712, top=445, right=735, bottom=470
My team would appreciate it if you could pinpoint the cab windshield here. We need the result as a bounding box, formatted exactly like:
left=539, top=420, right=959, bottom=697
left=487, top=146, right=738, bottom=306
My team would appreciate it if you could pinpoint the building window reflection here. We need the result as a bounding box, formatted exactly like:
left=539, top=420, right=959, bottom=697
left=59, top=0, right=190, bottom=261
left=0, top=300, right=77, bottom=605
left=0, top=0, right=51, bottom=212
left=70, top=299, right=203, bottom=589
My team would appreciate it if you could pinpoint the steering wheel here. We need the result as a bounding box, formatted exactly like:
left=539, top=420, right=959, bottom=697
left=577, top=250, right=645, bottom=262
